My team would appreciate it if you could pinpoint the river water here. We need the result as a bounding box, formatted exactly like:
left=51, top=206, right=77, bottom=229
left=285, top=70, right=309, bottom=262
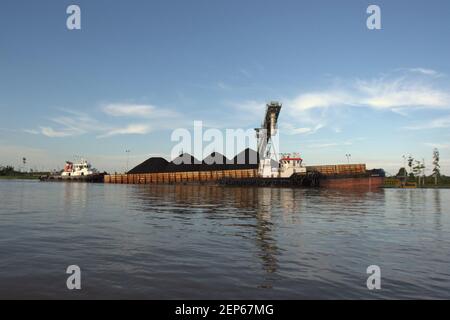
left=0, top=180, right=449, bottom=299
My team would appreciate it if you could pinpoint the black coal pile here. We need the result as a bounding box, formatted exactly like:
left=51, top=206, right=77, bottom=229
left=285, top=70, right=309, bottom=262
left=128, top=148, right=259, bottom=174
left=127, top=157, right=169, bottom=174
left=166, top=153, right=202, bottom=172
left=231, top=148, right=260, bottom=169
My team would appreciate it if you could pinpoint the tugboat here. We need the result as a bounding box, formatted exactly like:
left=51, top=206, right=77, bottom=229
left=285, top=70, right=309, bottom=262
left=40, top=159, right=105, bottom=182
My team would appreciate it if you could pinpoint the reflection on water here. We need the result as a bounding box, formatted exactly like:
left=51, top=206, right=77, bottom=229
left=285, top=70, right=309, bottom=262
left=0, top=180, right=449, bottom=299
left=131, top=186, right=282, bottom=283
left=433, top=189, right=442, bottom=230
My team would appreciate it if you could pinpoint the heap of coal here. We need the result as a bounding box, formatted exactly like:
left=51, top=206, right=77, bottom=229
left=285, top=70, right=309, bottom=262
left=128, top=148, right=259, bottom=174
left=127, top=157, right=169, bottom=174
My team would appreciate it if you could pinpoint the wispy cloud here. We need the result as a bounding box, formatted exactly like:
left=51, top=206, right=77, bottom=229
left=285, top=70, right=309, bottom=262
left=49, top=110, right=101, bottom=136
left=39, top=126, right=75, bottom=138
left=408, top=68, right=441, bottom=76
left=288, top=74, right=450, bottom=112
left=97, top=124, right=152, bottom=138
left=303, top=137, right=364, bottom=149
left=288, top=91, right=354, bottom=111
left=356, top=77, right=450, bottom=109
left=280, top=122, right=324, bottom=135
left=233, top=69, right=450, bottom=135
left=23, top=129, right=40, bottom=135
left=26, top=103, right=180, bottom=139
left=103, top=104, right=155, bottom=117
left=102, top=103, right=179, bottom=118
left=26, top=110, right=102, bottom=138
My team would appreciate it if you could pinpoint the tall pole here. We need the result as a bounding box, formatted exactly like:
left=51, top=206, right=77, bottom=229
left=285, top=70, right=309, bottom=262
left=422, top=157, right=425, bottom=187
left=345, top=154, right=351, bottom=164
left=402, top=155, right=407, bottom=186
left=125, top=150, right=130, bottom=173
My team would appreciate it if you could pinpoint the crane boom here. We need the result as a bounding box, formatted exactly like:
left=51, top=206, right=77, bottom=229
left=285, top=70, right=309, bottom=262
left=262, top=102, right=281, bottom=140
left=255, top=101, right=282, bottom=177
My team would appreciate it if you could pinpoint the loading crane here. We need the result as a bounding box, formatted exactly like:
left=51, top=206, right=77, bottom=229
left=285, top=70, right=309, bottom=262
left=255, top=101, right=282, bottom=177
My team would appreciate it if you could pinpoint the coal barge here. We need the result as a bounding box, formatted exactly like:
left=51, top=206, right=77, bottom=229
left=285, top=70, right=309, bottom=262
left=105, top=102, right=385, bottom=189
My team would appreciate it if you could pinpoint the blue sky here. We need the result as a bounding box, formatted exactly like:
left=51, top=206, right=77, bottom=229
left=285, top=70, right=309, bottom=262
left=1, top=0, right=450, bottom=174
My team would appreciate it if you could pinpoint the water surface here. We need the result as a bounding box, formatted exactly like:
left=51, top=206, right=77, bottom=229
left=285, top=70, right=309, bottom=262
left=0, top=180, right=449, bottom=299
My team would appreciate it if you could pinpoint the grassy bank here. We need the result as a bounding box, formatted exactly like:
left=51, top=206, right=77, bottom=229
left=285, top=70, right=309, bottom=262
left=1, top=165, right=49, bottom=180
left=383, top=184, right=450, bottom=189
left=384, top=176, right=450, bottom=189
left=0, top=175, right=42, bottom=180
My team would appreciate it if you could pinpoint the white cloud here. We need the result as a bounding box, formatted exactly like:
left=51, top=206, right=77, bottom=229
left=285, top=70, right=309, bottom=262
left=280, top=122, right=324, bottom=135
left=289, top=127, right=313, bottom=134
left=408, top=68, right=439, bottom=76
left=357, top=78, right=450, bottom=109
left=23, top=129, right=39, bottom=135
left=103, top=104, right=155, bottom=116
left=102, top=103, right=179, bottom=118
left=97, top=124, right=152, bottom=138
left=289, top=91, right=354, bottom=111
left=263, top=70, right=450, bottom=135
left=39, top=126, right=74, bottom=138
left=25, top=103, right=180, bottom=139
left=285, top=76, right=450, bottom=113
left=305, top=141, right=353, bottom=149
left=50, top=114, right=99, bottom=135
left=27, top=109, right=104, bottom=138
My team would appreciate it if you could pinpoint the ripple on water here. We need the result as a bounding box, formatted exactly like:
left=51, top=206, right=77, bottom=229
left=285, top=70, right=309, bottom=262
left=0, top=181, right=449, bottom=298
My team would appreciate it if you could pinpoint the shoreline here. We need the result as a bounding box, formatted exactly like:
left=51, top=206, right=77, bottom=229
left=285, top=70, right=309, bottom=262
left=383, top=186, right=450, bottom=189
left=2, top=177, right=450, bottom=189
left=0, top=176, right=41, bottom=180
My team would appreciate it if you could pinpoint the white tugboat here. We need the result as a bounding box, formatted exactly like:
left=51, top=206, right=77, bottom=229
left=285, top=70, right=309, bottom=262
left=40, top=159, right=105, bottom=182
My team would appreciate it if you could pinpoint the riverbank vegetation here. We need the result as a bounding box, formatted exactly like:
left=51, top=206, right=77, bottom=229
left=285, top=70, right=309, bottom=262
left=386, top=148, right=450, bottom=188
left=0, top=165, right=49, bottom=180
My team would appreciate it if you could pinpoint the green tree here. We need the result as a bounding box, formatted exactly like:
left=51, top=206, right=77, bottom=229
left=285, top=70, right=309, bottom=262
left=0, top=165, right=15, bottom=176
left=396, top=167, right=407, bottom=177
left=407, top=155, right=414, bottom=179
left=432, top=148, right=440, bottom=185
left=413, top=160, right=425, bottom=186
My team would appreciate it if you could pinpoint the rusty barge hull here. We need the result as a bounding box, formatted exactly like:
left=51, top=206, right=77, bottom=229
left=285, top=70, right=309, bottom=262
left=105, top=149, right=384, bottom=189
left=104, top=169, right=258, bottom=184
left=104, top=168, right=384, bottom=189
left=319, top=174, right=384, bottom=189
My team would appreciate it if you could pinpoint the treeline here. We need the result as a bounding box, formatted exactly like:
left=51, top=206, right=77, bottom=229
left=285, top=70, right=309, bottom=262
left=0, top=165, right=49, bottom=177
left=0, top=165, right=18, bottom=176
left=395, top=148, right=449, bottom=186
